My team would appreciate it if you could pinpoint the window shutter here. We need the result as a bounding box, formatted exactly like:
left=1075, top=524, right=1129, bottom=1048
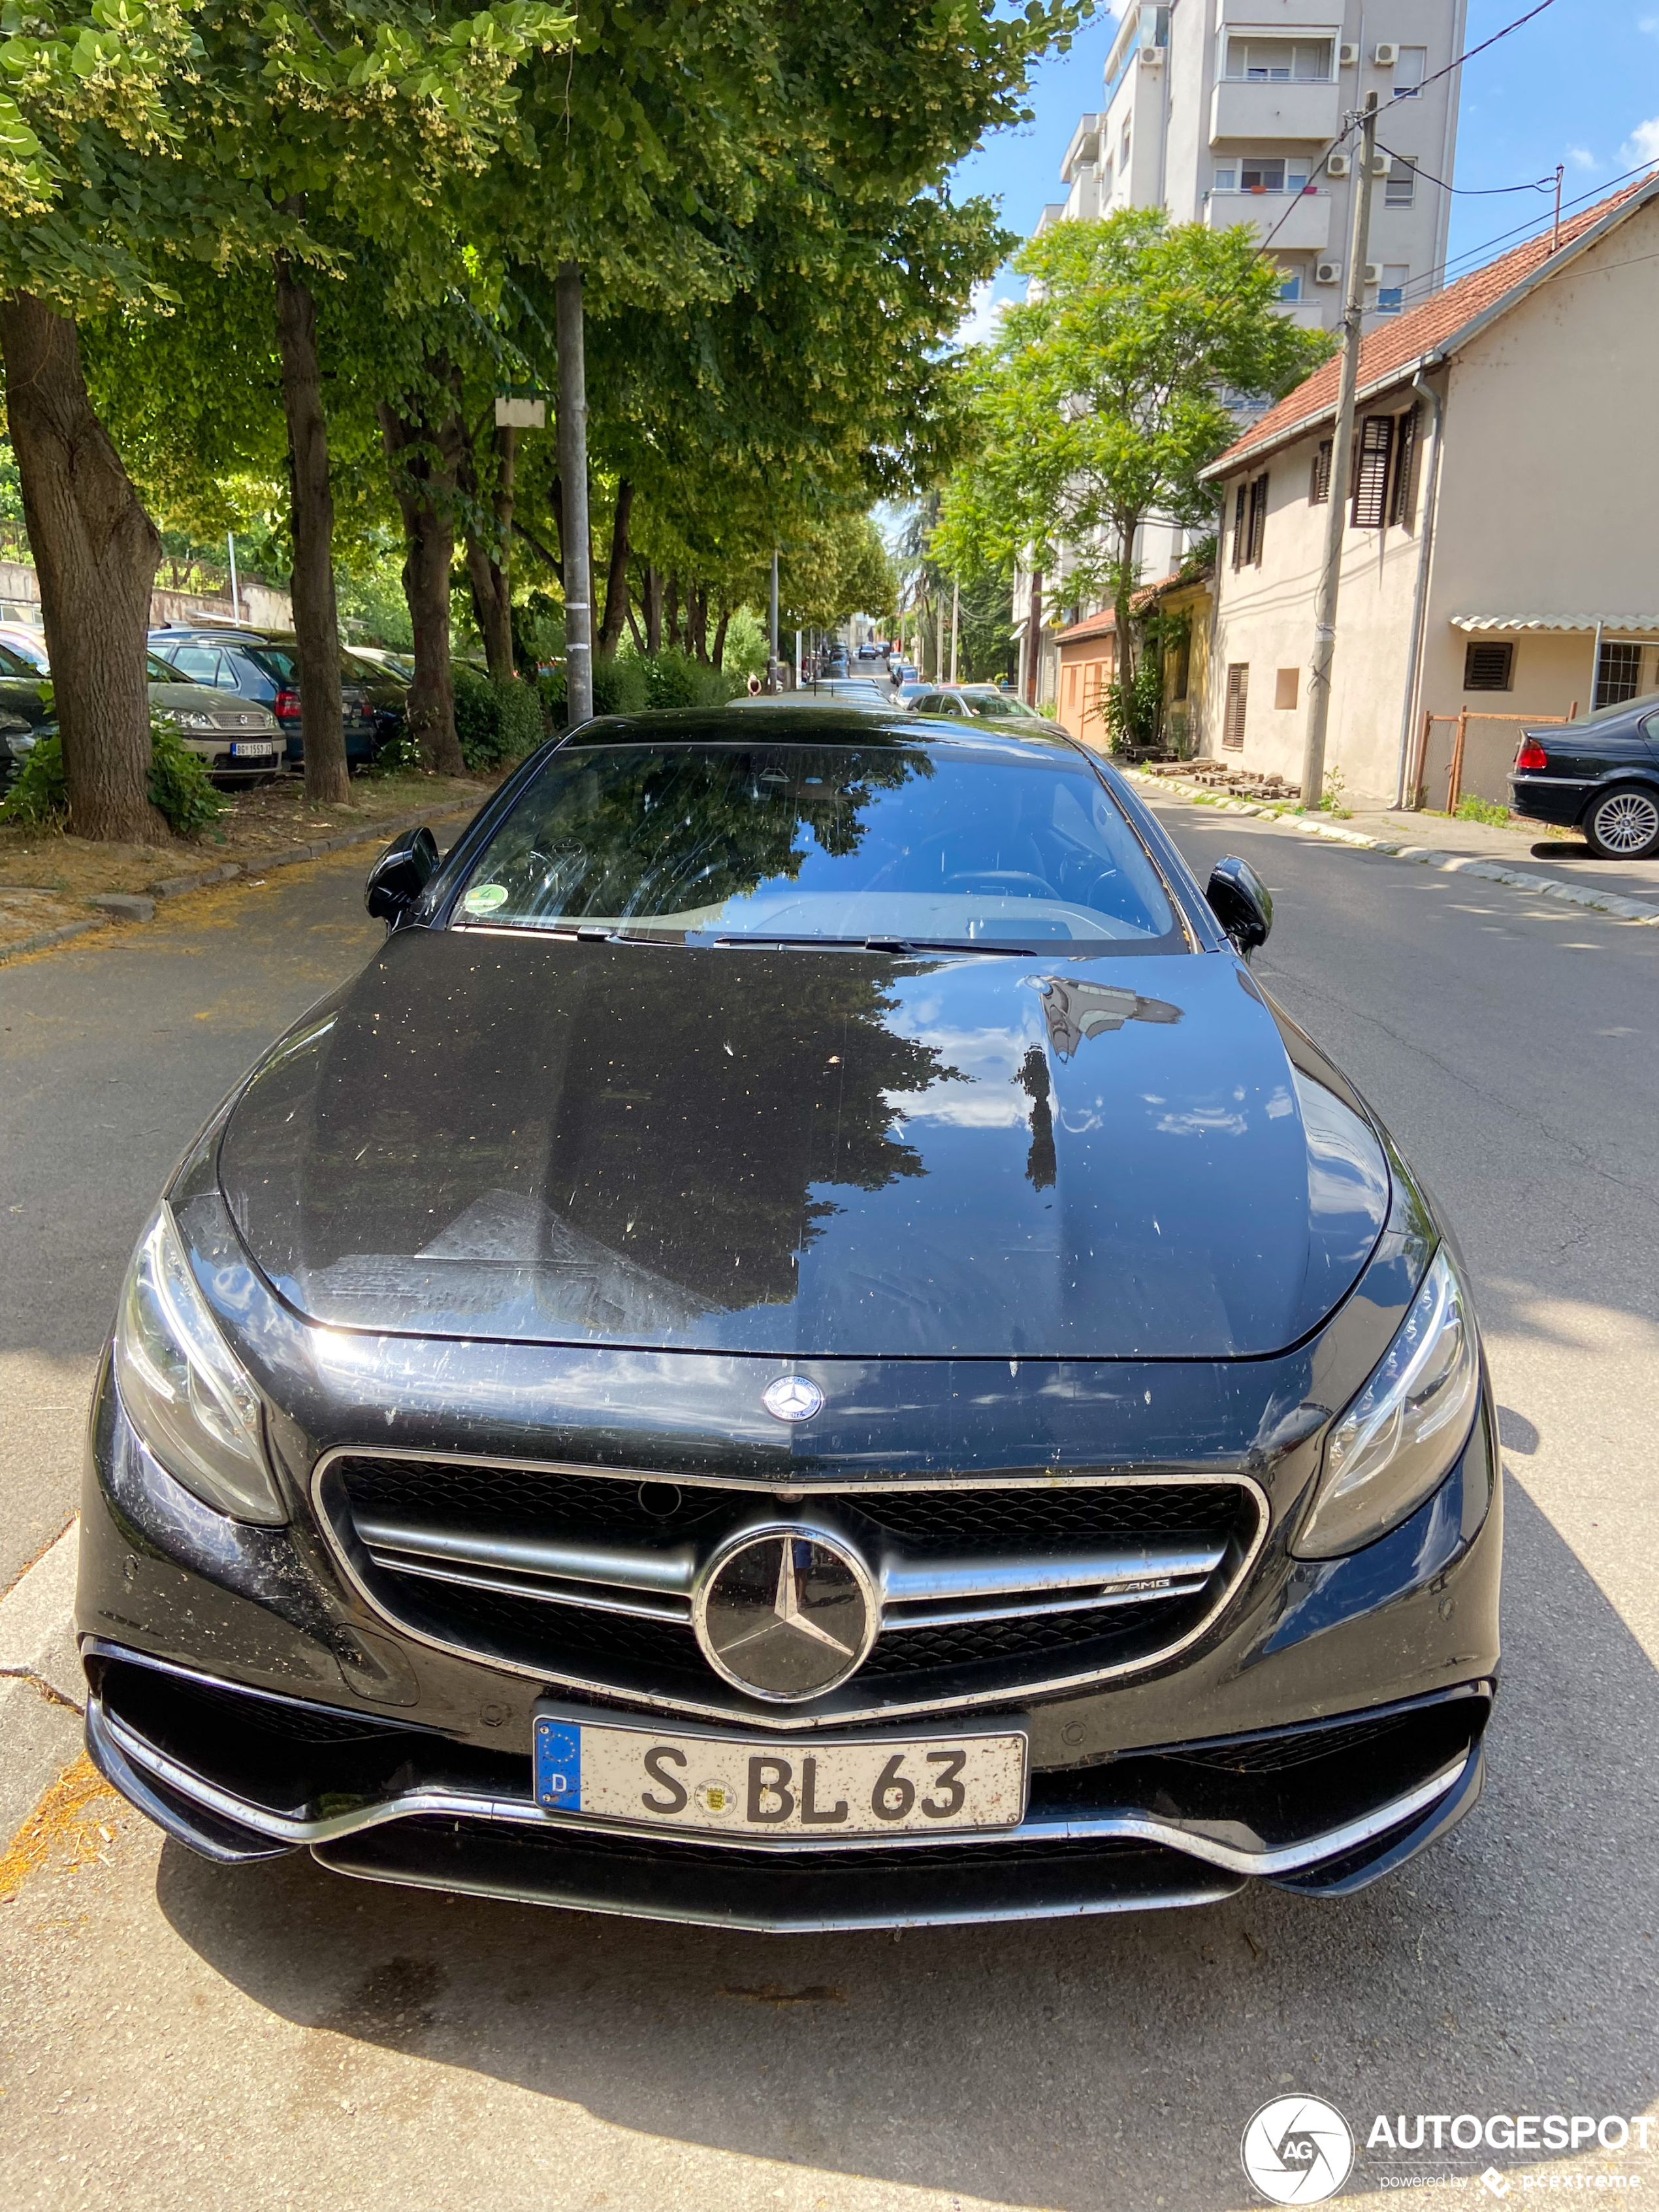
left=1224, top=663, right=1249, bottom=748
left=1388, top=406, right=1419, bottom=526
left=1309, top=440, right=1332, bottom=505
left=1248, top=473, right=1269, bottom=565
left=1351, top=415, right=1394, bottom=529
left=1231, top=483, right=1248, bottom=570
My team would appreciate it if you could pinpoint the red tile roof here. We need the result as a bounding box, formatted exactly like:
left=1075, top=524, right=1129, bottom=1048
left=1054, top=566, right=1208, bottom=644
left=1206, top=173, right=1659, bottom=479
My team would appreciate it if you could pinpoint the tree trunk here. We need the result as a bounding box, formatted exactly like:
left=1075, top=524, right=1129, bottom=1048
left=711, top=605, right=730, bottom=669
left=463, top=423, right=515, bottom=682
left=379, top=384, right=466, bottom=778
left=643, top=565, right=663, bottom=653
left=274, top=244, right=348, bottom=803
left=665, top=571, right=681, bottom=653
left=687, top=585, right=709, bottom=664
left=0, top=293, right=163, bottom=842
left=596, top=479, right=634, bottom=659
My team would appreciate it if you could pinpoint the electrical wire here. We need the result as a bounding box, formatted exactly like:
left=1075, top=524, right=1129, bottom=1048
left=1372, top=0, right=1560, bottom=122
left=1375, top=142, right=1558, bottom=195
left=1381, top=159, right=1656, bottom=309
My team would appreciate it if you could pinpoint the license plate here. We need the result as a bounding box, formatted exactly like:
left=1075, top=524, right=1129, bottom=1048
left=229, top=741, right=275, bottom=756
left=532, top=1712, right=1027, bottom=1838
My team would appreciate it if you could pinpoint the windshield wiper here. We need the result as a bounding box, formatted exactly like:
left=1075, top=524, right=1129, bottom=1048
left=711, top=933, right=1062, bottom=957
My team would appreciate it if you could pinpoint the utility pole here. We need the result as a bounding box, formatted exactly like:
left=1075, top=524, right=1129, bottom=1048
left=556, top=264, right=593, bottom=724
left=769, top=549, right=779, bottom=689
left=226, top=532, right=240, bottom=623
left=950, top=577, right=959, bottom=684
left=1301, top=92, right=1378, bottom=807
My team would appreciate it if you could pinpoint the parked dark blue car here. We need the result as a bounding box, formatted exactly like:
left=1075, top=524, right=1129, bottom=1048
left=1509, top=691, right=1659, bottom=858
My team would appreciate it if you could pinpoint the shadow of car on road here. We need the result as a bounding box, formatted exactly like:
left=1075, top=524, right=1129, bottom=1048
left=150, top=1477, right=1656, bottom=2209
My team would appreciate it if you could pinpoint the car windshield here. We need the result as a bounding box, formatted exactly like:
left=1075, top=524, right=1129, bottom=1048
left=146, top=652, right=184, bottom=681
left=0, top=642, right=43, bottom=679
left=451, top=738, right=1181, bottom=951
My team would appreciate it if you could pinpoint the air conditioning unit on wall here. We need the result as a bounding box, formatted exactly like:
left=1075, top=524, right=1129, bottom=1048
left=1326, top=152, right=1350, bottom=176
left=1368, top=150, right=1389, bottom=175
left=1363, top=261, right=1383, bottom=284
left=1315, top=261, right=1342, bottom=285
left=1337, top=41, right=1358, bottom=65
left=1374, top=41, right=1398, bottom=65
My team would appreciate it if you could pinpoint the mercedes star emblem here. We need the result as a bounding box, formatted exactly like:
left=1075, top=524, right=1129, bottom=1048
left=692, top=1525, right=878, bottom=1700
left=762, top=1374, right=823, bottom=1422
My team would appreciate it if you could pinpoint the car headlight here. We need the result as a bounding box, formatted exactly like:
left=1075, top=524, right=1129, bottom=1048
left=169, top=711, right=216, bottom=731
left=1294, top=1246, right=1479, bottom=1558
left=112, top=1205, right=286, bottom=1524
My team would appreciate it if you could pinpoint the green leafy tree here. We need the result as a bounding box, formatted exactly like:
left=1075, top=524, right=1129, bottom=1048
left=936, top=210, right=1331, bottom=738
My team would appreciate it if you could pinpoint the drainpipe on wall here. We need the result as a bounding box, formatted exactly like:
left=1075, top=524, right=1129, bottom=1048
left=1394, top=361, right=1447, bottom=809
left=1589, top=617, right=1604, bottom=711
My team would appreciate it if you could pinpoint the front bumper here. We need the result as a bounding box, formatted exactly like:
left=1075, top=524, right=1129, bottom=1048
left=83, top=1640, right=1490, bottom=1929
left=78, top=1353, right=1502, bottom=1929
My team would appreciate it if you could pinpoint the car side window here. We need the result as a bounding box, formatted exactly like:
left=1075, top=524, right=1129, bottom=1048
left=172, top=647, right=222, bottom=685
left=0, top=643, right=37, bottom=678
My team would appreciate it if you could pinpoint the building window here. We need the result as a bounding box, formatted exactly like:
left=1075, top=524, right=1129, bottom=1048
left=1595, top=641, right=1644, bottom=709
left=1278, top=266, right=1302, bottom=302
left=1389, top=406, right=1420, bottom=527
left=1309, top=438, right=1333, bottom=505
left=1227, top=37, right=1332, bottom=81
left=1120, top=119, right=1131, bottom=172
left=1385, top=158, right=1417, bottom=208
left=1351, top=416, right=1394, bottom=529
left=1247, top=473, right=1268, bottom=564
left=1274, top=667, right=1299, bottom=710
left=1231, top=481, right=1249, bottom=570
left=1464, top=641, right=1515, bottom=692
left=1393, top=45, right=1427, bottom=96
left=1224, top=664, right=1249, bottom=748
left=1376, top=264, right=1409, bottom=315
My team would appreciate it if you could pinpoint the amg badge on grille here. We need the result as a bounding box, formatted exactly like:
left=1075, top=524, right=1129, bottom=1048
left=693, top=1526, right=877, bottom=1699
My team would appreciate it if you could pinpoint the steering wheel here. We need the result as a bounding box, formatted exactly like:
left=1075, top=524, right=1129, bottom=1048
left=944, top=869, right=1057, bottom=900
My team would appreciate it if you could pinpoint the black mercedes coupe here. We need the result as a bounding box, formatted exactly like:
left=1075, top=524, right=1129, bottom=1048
left=79, top=707, right=1500, bottom=1929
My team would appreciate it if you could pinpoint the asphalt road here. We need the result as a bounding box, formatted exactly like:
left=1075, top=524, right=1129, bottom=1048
left=2, top=799, right=1656, bottom=2212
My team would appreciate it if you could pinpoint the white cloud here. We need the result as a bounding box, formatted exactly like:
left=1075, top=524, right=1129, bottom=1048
left=1640, top=14, right=1659, bottom=36
left=954, top=281, right=1007, bottom=351
left=1566, top=146, right=1599, bottom=172
left=1620, top=116, right=1659, bottom=166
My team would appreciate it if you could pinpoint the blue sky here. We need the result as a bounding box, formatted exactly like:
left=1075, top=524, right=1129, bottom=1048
left=949, top=0, right=1659, bottom=325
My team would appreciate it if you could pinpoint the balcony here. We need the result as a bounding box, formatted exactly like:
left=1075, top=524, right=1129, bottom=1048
left=1210, top=78, right=1341, bottom=146
left=1204, top=188, right=1332, bottom=251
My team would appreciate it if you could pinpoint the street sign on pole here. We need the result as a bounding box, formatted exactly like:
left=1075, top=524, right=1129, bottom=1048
left=1301, top=93, right=1379, bottom=808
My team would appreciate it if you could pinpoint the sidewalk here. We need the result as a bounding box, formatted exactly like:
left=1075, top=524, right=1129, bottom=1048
left=1127, top=769, right=1659, bottom=923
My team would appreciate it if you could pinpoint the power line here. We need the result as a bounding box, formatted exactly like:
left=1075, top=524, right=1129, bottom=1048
left=1384, top=160, right=1656, bottom=308
left=1373, top=0, right=1560, bottom=122
left=1375, top=142, right=1557, bottom=196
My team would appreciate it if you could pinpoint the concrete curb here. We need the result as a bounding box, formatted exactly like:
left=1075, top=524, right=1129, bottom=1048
left=1125, top=770, right=1659, bottom=926
left=1, top=799, right=483, bottom=967
left=0, top=1520, right=85, bottom=1850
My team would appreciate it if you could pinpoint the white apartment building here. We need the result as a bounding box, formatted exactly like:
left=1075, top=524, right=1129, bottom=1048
left=1016, top=0, right=1466, bottom=704
left=1040, top=0, right=1466, bottom=332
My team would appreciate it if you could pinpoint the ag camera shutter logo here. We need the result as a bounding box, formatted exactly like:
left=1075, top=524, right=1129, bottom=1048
left=1241, top=2096, right=1356, bottom=2204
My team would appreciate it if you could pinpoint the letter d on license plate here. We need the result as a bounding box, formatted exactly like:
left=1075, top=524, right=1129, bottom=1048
left=534, top=1712, right=1027, bottom=1838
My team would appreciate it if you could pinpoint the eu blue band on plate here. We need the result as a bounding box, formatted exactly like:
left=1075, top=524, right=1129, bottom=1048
left=535, top=1721, right=581, bottom=1811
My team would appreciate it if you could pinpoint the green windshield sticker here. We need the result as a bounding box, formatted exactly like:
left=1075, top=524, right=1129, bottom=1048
left=462, top=883, right=509, bottom=915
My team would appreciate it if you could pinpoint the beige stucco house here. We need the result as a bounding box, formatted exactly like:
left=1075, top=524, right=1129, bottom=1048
left=1054, top=566, right=1215, bottom=758
left=1199, top=174, right=1659, bottom=808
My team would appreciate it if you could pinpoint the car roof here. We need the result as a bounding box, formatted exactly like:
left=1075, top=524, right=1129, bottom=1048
left=555, top=704, right=1086, bottom=762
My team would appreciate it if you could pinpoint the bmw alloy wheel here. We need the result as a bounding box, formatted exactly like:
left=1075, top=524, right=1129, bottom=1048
left=1585, top=787, right=1659, bottom=858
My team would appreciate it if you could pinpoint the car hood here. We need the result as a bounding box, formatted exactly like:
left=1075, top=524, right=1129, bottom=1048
left=149, top=680, right=276, bottom=724
left=217, top=929, right=1391, bottom=1359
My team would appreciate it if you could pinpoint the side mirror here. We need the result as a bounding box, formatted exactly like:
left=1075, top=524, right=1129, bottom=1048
left=1206, top=854, right=1272, bottom=956
left=364, top=824, right=438, bottom=925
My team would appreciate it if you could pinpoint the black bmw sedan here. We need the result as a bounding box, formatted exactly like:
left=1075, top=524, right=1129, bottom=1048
left=1509, top=690, right=1659, bottom=858
left=79, top=707, right=1499, bottom=1930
